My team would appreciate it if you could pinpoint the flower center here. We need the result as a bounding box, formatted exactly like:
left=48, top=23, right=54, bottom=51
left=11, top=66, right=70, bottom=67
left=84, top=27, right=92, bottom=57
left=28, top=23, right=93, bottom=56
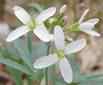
left=27, top=19, right=36, bottom=31
left=68, top=23, right=80, bottom=32
left=56, top=50, right=65, bottom=59
left=45, top=15, right=64, bottom=31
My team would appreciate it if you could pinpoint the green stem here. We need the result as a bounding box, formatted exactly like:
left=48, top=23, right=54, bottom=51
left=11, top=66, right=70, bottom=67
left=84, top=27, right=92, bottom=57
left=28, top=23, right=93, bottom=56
left=44, top=43, right=51, bottom=85
left=27, top=76, right=32, bottom=85
left=27, top=32, right=33, bottom=70
left=27, top=32, right=33, bottom=85
left=45, top=68, right=48, bottom=85
left=27, top=32, right=32, bottom=55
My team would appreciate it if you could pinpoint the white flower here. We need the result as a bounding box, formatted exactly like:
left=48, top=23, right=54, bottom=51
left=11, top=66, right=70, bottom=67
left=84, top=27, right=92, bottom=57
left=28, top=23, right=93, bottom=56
left=6, top=6, right=56, bottom=42
left=78, top=9, right=100, bottom=37
left=33, top=26, right=86, bottom=83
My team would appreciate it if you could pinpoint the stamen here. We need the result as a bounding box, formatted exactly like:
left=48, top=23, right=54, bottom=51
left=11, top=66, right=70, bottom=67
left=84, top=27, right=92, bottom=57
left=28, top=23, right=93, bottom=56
left=56, top=50, right=65, bottom=59
left=27, top=19, right=36, bottom=31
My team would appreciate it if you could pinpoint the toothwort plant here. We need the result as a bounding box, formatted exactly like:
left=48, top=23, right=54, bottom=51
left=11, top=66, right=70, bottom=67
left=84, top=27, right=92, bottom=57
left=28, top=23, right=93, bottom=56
left=5, top=4, right=100, bottom=85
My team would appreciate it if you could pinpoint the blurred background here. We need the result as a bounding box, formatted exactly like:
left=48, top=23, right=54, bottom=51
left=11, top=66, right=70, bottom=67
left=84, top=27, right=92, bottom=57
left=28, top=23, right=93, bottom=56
left=0, top=0, right=103, bottom=85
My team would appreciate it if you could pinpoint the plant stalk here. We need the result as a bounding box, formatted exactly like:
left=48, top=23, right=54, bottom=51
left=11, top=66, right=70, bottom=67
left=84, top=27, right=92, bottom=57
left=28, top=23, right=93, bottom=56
left=44, top=42, right=51, bottom=85
left=27, top=32, right=32, bottom=55
left=27, top=32, right=33, bottom=85
left=45, top=68, right=48, bottom=85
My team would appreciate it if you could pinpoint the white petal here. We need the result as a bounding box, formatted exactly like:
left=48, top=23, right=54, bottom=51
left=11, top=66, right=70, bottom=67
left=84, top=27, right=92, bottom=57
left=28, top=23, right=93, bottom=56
left=80, top=22, right=95, bottom=31
left=79, top=8, right=89, bottom=23
left=36, top=7, right=56, bottom=22
left=33, top=24, right=53, bottom=42
left=80, top=20, right=100, bottom=36
left=60, top=4, right=67, bottom=14
left=6, top=26, right=29, bottom=42
left=80, top=28, right=100, bottom=37
left=84, top=18, right=99, bottom=25
left=54, top=26, right=65, bottom=50
left=65, top=39, right=86, bottom=55
left=13, top=6, right=31, bottom=24
left=59, top=58, right=72, bottom=83
left=33, top=54, right=59, bottom=69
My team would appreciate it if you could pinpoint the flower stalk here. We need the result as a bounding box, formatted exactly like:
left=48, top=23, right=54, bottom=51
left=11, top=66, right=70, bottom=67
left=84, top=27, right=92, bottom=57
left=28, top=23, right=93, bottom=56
left=45, top=68, right=48, bottom=85
left=27, top=32, right=32, bottom=55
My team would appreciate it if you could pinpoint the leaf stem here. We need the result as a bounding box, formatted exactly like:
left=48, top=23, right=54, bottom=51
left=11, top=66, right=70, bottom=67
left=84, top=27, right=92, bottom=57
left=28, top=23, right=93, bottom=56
left=27, top=76, right=32, bottom=85
left=27, top=32, right=32, bottom=55
left=44, top=42, right=51, bottom=85
left=27, top=32, right=33, bottom=85
left=45, top=68, right=48, bottom=85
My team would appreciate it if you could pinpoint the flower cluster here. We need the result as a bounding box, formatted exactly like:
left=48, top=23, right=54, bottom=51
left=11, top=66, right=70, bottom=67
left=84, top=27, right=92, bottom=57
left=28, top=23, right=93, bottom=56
left=33, top=26, right=86, bottom=83
left=6, top=5, right=100, bottom=84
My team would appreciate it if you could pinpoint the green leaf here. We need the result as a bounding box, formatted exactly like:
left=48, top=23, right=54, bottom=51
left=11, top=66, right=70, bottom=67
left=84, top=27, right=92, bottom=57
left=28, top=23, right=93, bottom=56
left=13, top=39, right=33, bottom=70
left=0, top=57, right=32, bottom=75
left=32, top=42, right=48, bottom=60
left=6, top=67, right=22, bottom=85
left=6, top=44, right=21, bottom=61
left=29, top=3, right=44, bottom=12
left=79, top=73, right=103, bottom=84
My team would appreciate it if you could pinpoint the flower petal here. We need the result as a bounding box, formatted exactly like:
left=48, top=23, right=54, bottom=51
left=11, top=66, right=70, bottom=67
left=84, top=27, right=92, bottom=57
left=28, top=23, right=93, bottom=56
left=33, top=54, right=59, bottom=69
left=36, top=7, right=56, bottom=22
left=54, top=26, right=65, bottom=50
left=59, top=58, right=72, bottom=83
left=6, top=26, right=29, bottom=42
left=33, top=24, right=53, bottom=42
left=80, top=22, right=95, bottom=31
left=80, top=28, right=100, bottom=37
left=13, top=6, right=31, bottom=24
left=64, top=39, right=86, bottom=55
left=79, top=8, right=89, bottom=23
left=60, top=4, right=67, bottom=14
left=84, top=18, right=99, bottom=26
left=80, top=22, right=100, bottom=36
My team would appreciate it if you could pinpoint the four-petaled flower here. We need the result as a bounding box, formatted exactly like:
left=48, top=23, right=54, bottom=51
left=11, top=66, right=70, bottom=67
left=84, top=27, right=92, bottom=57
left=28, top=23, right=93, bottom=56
left=6, top=5, right=100, bottom=83
left=33, top=26, right=86, bottom=83
left=6, top=6, right=56, bottom=42
left=78, top=8, right=100, bottom=37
